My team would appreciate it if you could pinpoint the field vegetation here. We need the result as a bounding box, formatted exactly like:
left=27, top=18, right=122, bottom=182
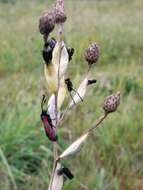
left=0, top=0, right=143, bottom=189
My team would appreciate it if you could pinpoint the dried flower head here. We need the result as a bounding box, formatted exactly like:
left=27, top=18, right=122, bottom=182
left=39, top=10, right=55, bottom=36
left=55, top=0, right=66, bottom=23
left=55, top=8, right=67, bottom=23
left=85, top=43, right=100, bottom=65
left=103, top=91, right=120, bottom=114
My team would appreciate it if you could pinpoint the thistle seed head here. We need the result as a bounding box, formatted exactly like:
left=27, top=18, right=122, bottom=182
left=55, top=8, right=67, bottom=23
left=85, top=43, right=100, bottom=65
left=39, top=10, right=55, bottom=36
left=103, top=91, right=120, bottom=114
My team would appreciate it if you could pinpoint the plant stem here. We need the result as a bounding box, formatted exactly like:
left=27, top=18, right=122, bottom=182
left=57, top=104, right=69, bottom=125
left=48, top=143, right=58, bottom=190
left=87, top=112, right=108, bottom=133
left=48, top=7, right=64, bottom=190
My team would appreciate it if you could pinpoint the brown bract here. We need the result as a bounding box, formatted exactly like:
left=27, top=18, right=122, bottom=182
left=85, top=43, right=100, bottom=65
left=55, top=8, right=67, bottom=23
left=103, top=91, right=121, bottom=113
left=39, top=10, right=55, bottom=36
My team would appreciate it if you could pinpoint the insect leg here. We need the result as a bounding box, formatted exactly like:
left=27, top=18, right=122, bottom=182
left=69, top=92, right=76, bottom=105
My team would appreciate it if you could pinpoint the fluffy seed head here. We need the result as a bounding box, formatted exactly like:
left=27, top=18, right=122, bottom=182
left=103, top=91, right=120, bottom=114
left=55, top=8, right=67, bottom=23
left=39, top=10, right=55, bottom=36
left=85, top=43, right=100, bottom=65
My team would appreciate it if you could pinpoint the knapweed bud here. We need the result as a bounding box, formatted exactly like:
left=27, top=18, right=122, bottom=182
left=39, top=10, right=55, bottom=36
left=85, top=43, right=100, bottom=65
left=55, top=8, right=67, bottom=23
left=103, top=91, right=120, bottom=114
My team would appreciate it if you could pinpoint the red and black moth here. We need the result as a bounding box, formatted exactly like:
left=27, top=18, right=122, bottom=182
left=40, top=95, right=58, bottom=141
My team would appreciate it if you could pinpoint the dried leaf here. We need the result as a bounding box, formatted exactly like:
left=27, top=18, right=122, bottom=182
left=44, top=64, right=58, bottom=93
left=48, top=94, right=57, bottom=126
left=69, top=77, right=88, bottom=108
left=59, top=133, right=89, bottom=159
left=57, top=76, right=67, bottom=109
left=59, top=42, right=69, bottom=77
left=47, top=95, right=61, bottom=126
left=52, top=41, right=69, bottom=78
left=48, top=76, right=66, bottom=108
left=45, top=41, right=68, bottom=94
left=48, top=78, right=66, bottom=125
left=50, top=163, right=64, bottom=190
left=52, top=41, right=60, bottom=69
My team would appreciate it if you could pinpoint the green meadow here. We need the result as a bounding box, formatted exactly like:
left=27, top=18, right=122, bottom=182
left=0, top=0, right=143, bottom=189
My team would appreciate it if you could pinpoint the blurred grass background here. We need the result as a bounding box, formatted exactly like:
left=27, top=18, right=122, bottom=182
left=0, top=0, right=143, bottom=189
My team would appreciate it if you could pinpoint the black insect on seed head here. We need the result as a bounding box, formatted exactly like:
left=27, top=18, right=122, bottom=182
left=65, top=78, right=83, bottom=104
left=67, top=47, right=74, bottom=61
left=57, top=166, right=74, bottom=180
left=40, top=95, right=58, bottom=141
left=42, top=38, right=56, bottom=64
left=62, top=167, right=74, bottom=179
left=42, top=46, right=52, bottom=65
left=48, top=38, right=56, bottom=49
left=65, top=78, right=73, bottom=92
left=87, top=79, right=97, bottom=85
left=42, top=37, right=74, bottom=64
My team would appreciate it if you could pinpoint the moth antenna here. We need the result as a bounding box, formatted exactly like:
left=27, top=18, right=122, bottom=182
left=44, top=98, right=46, bottom=104
left=41, top=94, right=46, bottom=111
left=41, top=95, right=44, bottom=111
